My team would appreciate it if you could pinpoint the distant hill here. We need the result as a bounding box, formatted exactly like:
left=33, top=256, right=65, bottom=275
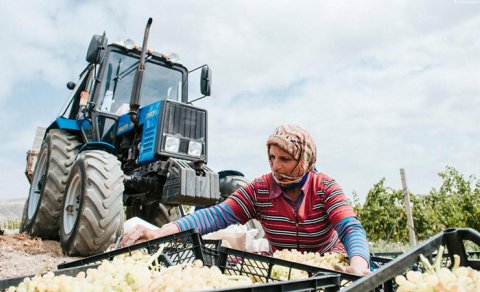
left=0, top=198, right=26, bottom=222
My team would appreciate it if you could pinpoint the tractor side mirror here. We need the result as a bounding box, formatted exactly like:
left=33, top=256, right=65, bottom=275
left=86, top=34, right=108, bottom=64
left=200, top=66, right=212, bottom=96
left=66, top=81, right=76, bottom=90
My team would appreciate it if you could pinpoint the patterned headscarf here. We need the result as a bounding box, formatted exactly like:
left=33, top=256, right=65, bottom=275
left=266, top=124, right=317, bottom=186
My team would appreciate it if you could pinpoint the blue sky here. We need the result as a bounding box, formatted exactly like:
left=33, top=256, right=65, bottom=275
left=0, top=0, right=479, bottom=203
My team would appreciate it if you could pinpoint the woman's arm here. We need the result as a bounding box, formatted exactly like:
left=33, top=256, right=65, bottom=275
left=334, top=216, right=370, bottom=275
left=120, top=222, right=180, bottom=247
left=121, top=198, right=251, bottom=247
left=174, top=202, right=241, bottom=234
left=318, top=175, right=370, bottom=274
left=121, top=181, right=259, bottom=247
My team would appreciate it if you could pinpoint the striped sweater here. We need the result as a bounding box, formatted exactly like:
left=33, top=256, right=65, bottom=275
left=174, top=172, right=369, bottom=263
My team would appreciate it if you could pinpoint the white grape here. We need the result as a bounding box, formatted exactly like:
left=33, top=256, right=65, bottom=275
left=395, top=247, right=480, bottom=292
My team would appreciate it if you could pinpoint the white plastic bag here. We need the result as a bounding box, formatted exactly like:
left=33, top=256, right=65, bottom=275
left=203, top=224, right=270, bottom=253
left=123, top=217, right=159, bottom=234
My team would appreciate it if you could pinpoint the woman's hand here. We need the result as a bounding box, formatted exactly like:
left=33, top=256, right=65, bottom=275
left=334, top=255, right=370, bottom=276
left=120, top=223, right=179, bottom=247
left=335, top=264, right=370, bottom=276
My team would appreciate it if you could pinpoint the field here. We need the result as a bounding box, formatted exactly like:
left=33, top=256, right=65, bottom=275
left=0, top=198, right=25, bottom=224
left=0, top=199, right=80, bottom=279
left=0, top=233, right=82, bottom=279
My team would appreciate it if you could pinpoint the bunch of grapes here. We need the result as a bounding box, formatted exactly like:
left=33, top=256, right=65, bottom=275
left=7, top=253, right=252, bottom=291
left=7, top=252, right=158, bottom=292
left=273, top=249, right=348, bottom=269
left=149, top=260, right=252, bottom=291
left=271, top=265, right=309, bottom=280
left=395, top=246, right=480, bottom=292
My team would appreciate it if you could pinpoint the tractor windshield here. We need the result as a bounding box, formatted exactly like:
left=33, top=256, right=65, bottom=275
left=97, top=51, right=183, bottom=115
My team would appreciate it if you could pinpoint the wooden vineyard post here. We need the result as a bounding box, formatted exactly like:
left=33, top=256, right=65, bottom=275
left=400, top=168, right=416, bottom=246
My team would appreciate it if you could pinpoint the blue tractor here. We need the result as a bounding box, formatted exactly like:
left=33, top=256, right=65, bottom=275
left=20, top=19, right=225, bottom=256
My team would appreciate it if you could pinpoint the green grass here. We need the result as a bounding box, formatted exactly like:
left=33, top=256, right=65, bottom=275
left=369, top=240, right=412, bottom=253
left=0, top=219, right=21, bottom=231
left=369, top=239, right=480, bottom=254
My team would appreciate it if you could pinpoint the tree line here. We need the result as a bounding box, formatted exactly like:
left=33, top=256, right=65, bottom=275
left=352, top=166, right=480, bottom=242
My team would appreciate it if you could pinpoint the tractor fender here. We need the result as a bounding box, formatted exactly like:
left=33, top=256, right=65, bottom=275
left=218, top=170, right=245, bottom=179
left=47, top=117, right=81, bottom=132
left=79, top=141, right=115, bottom=154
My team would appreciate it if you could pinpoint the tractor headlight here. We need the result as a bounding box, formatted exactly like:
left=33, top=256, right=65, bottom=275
left=188, top=141, right=202, bottom=157
left=114, top=39, right=136, bottom=50
left=164, top=135, right=180, bottom=153
left=168, top=52, right=180, bottom=63
left=123, top=39, right=136, bottom=50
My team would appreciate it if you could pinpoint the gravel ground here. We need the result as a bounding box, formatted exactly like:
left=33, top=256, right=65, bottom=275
left=0, top=233, right=81, bottom=280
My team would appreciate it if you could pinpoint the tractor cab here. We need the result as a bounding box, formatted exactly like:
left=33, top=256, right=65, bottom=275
left=96, top=45, right=186, bottom=115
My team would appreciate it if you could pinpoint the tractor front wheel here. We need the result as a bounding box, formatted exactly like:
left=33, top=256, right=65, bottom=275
left=60, top=150, right=124, bottom=256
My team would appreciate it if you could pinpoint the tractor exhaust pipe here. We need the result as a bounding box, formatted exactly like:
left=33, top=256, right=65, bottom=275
left=129, top=18, right=152, bottom=125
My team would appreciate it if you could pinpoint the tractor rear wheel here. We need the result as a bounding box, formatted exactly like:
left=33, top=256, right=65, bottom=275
left=219, top=175, right=252, bottom=199
left=21, top=129, right=81, bottom=239
left=60, top=150, right=124, bottom=256
left=126, top=202, right=182, bottom=228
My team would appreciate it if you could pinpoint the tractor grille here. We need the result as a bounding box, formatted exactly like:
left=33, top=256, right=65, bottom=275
left=164, top=102, right=206, bottom=140
left=161, top=101, right=207, bottom=158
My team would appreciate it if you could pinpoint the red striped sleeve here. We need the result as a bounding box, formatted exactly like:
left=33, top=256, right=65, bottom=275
left=224, top=182, right=257, bottom=224
left=320, top=175, right=355, bottom=225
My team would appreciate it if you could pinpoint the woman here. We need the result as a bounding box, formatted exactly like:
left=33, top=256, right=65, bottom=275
left=121, top=124, right=370, bottom=275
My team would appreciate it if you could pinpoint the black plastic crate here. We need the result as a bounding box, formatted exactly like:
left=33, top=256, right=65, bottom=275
left=55, top=230, right=343, bottom=291
left=344, top=228, right=480, bottom=292
left=5, top=234, right=341, bottom=292
left=262, top=253, right=393, bottom=288
left=210, top=244, right=378, bottom=288
left=370, top=252, right=404, bottom=258
left=216, top=275, right=340, bottom=292
left=182, top=241, right=343, bottom=291
left=370, top=255, right=396, bottom=270
left=202, top=239, right=223, bottom=266
left=59, top=233, right=343, bottom=291
left=370, top=251, right=480, bottom=269
left=213, top=246, right=342, bottom=291
left=217, top=247, right=351, bottom=284
left=57, top=228, right=204, bottom=269
left=202, top=238, right=353, bottom=290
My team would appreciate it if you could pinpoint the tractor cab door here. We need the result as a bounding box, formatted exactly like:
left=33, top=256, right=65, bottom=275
left=61, top=70, right=91, bottom=120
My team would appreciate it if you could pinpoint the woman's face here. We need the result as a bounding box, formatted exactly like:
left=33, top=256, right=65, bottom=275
left=268, top=145, right=298, bottom=177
